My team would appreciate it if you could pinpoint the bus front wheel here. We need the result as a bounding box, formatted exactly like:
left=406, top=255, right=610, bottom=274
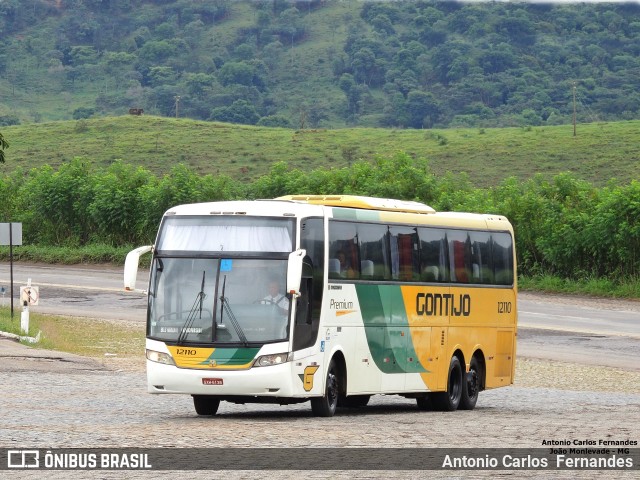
left=192, top=395, right=220, bottom=416
left=432, top=356, right=463, bottom=411
left=311, top=359, right=339, bottom=417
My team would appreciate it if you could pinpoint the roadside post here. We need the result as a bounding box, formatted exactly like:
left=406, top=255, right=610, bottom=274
left=0, top=222, right=22, bottom=319
left=21, top=300, right=28, bottom=334
left=19, top=278, right=38, bottom=335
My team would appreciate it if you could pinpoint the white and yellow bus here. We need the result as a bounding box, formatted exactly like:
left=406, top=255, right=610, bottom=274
left=124, top=195, right=517, bottom=417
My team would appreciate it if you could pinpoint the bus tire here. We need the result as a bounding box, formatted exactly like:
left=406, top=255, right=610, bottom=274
left=432, top=356, right=463, bottom=411
left=192, top=395, right=220, bottom=416
left=338, top=395, right=370, bottom=408
left=459, top=356, right=481, bottom=410
left=311, top=359, right=339, bottom=417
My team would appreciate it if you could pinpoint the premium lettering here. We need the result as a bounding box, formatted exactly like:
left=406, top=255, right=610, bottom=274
left=330, top=298, right=354, bottom=310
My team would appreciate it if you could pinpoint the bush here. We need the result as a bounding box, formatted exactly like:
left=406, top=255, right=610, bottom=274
left=72, top=107, right=95, bottom=120
left=0, top=114, right=20, bottom=127
left=0, top=157, right=638, bottom=281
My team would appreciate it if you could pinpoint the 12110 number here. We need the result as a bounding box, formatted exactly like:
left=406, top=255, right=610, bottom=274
left=498, top=301, right=512, bottom=314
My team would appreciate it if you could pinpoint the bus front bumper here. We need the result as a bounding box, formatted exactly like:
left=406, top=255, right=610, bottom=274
left=146, top=360, right=303, bottom=398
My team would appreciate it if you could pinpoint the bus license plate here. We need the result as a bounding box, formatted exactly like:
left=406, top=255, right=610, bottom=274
left=202, top=378, right=223, bottom=385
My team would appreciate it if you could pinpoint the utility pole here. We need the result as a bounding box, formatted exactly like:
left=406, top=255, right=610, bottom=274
left=572, top=82, right=577, bottom=137
left=174, top=95, right=181, bottom=119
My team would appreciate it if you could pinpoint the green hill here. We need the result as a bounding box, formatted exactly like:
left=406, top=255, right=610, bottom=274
left=1, top=116, right=638, bottom=187
left=1, top=1, right=639, bottom=129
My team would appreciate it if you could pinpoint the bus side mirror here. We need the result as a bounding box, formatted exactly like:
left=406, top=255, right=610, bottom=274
left=124, top=245, right=153, bottom=291
left=286, top=249, right=306, bottom=296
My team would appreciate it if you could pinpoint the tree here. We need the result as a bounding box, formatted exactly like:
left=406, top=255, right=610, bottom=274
left=209, top=100, right=260, bottom=125
left=0, top=115, right=19, bottom=127
left=406, top=90, right=440, bottom=128
left=0, top=131, right=7, bottom=163
left=218, top=61, right=255, bottom=87
left=72, top=107, right=95, bottom=120
left=257, top=115, right=291, bottom=127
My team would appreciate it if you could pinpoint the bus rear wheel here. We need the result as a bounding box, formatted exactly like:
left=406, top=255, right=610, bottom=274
left=459, top=356, right=481, bottom=410
left=192, top=395, right=220, bottom=416
left=311, top=359, right=339, bottom=417
left=432, top=356, right=463, bottom=411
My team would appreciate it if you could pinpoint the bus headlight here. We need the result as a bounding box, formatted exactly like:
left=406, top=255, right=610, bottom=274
left=253, top=352, right=291, bottom=367
left=146, top=349, right=176, bottom=366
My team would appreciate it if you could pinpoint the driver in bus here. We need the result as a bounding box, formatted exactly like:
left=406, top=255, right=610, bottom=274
left=262, top=279, right=290, bottom=314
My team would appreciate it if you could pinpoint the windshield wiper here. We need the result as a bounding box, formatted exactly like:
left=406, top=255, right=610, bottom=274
left=219, top=275, right=248, bottom=346
left=177, top=271, right=206, bottom=345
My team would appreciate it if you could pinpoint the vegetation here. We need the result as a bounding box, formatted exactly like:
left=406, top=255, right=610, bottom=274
left=1, top=116, right=639, bottom=187
left=0, top=153, right=638, bottom=292
left=519, top=275, right=640, bottom=299
left=0, top=131, right=7, bottom=163
left=1, top=1, right=639, bottom=129
left=0, top=243, right=132, bottom=265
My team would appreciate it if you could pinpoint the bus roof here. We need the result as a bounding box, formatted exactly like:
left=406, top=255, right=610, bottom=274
left=275, top=195, right=436, bottom=215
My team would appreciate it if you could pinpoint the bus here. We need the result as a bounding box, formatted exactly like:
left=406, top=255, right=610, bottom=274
left=124, top=195, right=517, bottom=417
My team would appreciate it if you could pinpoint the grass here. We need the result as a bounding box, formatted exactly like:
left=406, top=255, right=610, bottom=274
left=0, top=244, right=135, bottom=265
left=0, top=307, right=144, bottom=358
left=1, top=116, right=639, bottom=188
left=519, top=275, right=640, bottom=299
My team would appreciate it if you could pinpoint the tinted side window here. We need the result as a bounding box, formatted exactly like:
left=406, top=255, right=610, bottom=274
left=418, top=227, right=448, bottom=282
left=492, top=232, right=514, bottom=285
left=448, top=230, right=472, bottom=283
left=469, top=231, right=493, bottom=284
left=300, top=217, right=325, bottom=315
left=389, top=226, right=419, bottom=281
left=300, top=218, right=324, bottom=274
left=357, top=223, right=390, bottom=280
left=328, top=221, right=359, bottom=280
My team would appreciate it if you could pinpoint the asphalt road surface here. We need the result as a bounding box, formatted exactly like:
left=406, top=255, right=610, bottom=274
left=1, top=262, right=639, bottom=369
left=1, top=263, right=639, bottom=479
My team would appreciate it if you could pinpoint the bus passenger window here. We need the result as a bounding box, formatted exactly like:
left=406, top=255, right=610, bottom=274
left=448, top=230, right=472, bottom=283
left=469, top=231, right=493, bottom=284
left=492, top=232, right=514, bottom=285
left=418, top=228, right=448, bottom=283
left=329, top=221, right=359, bottom=280
left=357, top=223, right=390, bottom=280
left=390, top=226, right=419, bottom=281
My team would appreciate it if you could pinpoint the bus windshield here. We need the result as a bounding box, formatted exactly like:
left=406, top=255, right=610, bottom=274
left=148, top=257, right=291, bottom=345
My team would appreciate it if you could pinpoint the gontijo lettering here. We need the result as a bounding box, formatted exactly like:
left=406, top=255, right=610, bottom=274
left=416, top=292, right=471, bottom=316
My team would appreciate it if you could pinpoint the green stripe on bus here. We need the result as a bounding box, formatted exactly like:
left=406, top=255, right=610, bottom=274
left=355, top=284, right=427, bottom=374
left=199, top=348, right=260, bottom=366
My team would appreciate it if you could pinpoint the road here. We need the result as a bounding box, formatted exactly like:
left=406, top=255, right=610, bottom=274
left=1, top=262, right=640, bottom=369
left=516, top=292, right=640, bottom=370
left=1, top=263, right=639, bottom=478
left=518, top=293, right=640, bottom=338
left=0, top=262, right=148, bottom=323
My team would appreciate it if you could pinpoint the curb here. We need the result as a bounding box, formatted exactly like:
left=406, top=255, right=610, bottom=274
left=0, top=329, right=41, bottom=343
